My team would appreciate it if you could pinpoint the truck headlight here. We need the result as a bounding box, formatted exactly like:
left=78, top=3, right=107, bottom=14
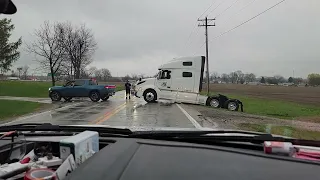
left=48, top=88, right=51, bottom=91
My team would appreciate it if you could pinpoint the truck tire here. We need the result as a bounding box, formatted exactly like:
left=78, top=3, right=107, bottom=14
left=101, top=95, right=109, bottom=101
left=63, top=97, right=72, bottom=102
left=207, top=97, right=220, bottom=108
left=225, top=100, right=239, bottom=111
left=89, top=91, right=100, bottom=102
left=143, top=89, right=157, bottom=103
left=50, top=91, right=61, bottom=102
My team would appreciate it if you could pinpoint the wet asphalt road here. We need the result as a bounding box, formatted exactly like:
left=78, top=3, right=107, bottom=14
left=2, top=91, right=208, bottom=129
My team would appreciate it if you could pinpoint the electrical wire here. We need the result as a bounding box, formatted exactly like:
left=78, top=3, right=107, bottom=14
left=210, top=0, right=286, bottom=41
left=183, top=0, right=218, bottom=53
left=193, top=0, right=286, bottom=55
left=207, top=0, right=227, bottom=16
left=198, top=0, right=218, bottom=19
left=222, top=0, right=258, bottom=22
left=215, top=0, right=240, bottom=19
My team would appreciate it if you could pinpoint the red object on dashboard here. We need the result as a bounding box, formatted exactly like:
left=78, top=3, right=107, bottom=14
left=293, top=150, right=320, bottom=161
left=105, top=85, right=116, bottom=89
left=20, top=157, right=31, bottom=164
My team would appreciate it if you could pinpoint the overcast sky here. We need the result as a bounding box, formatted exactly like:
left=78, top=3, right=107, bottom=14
left=6, top=0, right=320, bottom=78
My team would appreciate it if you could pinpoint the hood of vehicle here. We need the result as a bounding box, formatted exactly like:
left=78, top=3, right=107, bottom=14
left=137, top=78, right=156, bottom=85
left=66, top=124, right=277, bottom=137
left=49, top=86, right=64, bottom=90
left=68, top=124, right=212, bottom=131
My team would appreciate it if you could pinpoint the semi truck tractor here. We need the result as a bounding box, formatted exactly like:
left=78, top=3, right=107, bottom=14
left=134, top=56, right=243, bottom=111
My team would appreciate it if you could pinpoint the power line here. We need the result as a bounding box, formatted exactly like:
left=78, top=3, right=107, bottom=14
left=193, top=0, right=286, bottom=55
left=183, top=0, right=219, bottom=54
left=215, top=0, right=240, bottom=19
left=207, top=0, right=227, bottom=16
left=222, top=0, right=258, bottom=22
left=183, top=24, right=198, bottom=50
left=211, top=0, right=286, bottom=41
left=198, top=0, right=218, bottom=19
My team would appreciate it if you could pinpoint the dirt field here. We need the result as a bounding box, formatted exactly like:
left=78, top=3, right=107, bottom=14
left=205, top=84, right=320, bottom=106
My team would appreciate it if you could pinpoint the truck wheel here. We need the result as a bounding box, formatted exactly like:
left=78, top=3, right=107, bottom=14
left=101, top=96, right=109, bottom=101
left=89, top=91, right=100, bottom=102
left=63, top=97, right=72, bottom=102
left=50, top=91, right=61, bottom=101
left=226, top=100, right=239, bottom=111
left=143, top=89, right=157, bottom=103
left=208, top=97, right=220, bottom=108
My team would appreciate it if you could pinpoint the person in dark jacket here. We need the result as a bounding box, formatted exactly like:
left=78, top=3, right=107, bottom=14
left=125, top=80, right=131, bottom=99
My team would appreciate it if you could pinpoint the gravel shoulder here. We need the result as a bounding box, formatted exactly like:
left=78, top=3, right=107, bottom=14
left=189, top=105, right=320, bottom=132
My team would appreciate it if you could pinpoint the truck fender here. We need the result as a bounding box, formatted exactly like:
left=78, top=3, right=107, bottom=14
left=139, top=85, right=160, bottom=99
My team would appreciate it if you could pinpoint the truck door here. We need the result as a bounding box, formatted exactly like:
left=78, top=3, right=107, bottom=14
left=61, top=81, right=75, bottom=97
left=73, top=80, right=87, bottom=97
left=156, top=70, right=174, bottom=100
left=175, top=71, right=198, bottom=103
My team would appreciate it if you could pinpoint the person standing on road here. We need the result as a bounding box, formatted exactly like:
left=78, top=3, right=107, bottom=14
left=125, top=80, right=131, bottom=99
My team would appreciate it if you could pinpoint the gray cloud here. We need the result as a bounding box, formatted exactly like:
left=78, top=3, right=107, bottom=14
left=8, top=0, right=320, bottom=78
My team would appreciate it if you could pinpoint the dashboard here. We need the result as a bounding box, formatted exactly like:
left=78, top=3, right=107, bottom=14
left=66, top=137, right=319, bottom=180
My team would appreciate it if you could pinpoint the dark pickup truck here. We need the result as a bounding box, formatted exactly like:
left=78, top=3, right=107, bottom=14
left=48, top=79, right=116, bottom=102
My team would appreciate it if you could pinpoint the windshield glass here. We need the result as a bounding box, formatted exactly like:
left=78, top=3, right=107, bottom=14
left=1, top=0, right=320, bottom=142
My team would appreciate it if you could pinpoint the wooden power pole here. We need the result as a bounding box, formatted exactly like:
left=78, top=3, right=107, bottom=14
left=198, top=16, right=215, bottom=95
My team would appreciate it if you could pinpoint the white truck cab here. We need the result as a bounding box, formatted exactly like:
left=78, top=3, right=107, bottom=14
left=135, top=56, right=243, bottom=111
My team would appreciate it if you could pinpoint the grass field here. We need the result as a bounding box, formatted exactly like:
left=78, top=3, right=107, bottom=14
left=0, top=99, right=45, bottom=120
left=206, top=84, right=320, bottom=106
left=202, top=84, right=320, bottom=121
left=238, top=123, right=320, bottom=140
left=0, top=81, right=125, bottom=98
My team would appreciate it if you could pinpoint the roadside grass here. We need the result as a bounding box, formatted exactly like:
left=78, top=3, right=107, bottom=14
left=238, top=123, right=320, bottom=140
left=0, top=81, right=53, bottom=97
left=201, top=91, right=320, bottom=121
left=0, top=81, right=125, bottom=98
left=116, top=84, right=125, bottom=91
left=0, top=99, right=45, bottom=120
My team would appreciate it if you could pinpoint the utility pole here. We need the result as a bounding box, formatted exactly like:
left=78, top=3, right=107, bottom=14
left=198, top=16, right=215, bottom=95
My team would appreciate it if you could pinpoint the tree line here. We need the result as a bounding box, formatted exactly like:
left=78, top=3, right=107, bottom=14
left=209, top=71, right=320, bottom=86
left=1, top=18, right=320, bottom=86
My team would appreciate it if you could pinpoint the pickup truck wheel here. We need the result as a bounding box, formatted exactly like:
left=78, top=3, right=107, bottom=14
left=208, top=97, right=220, bottom=108
left=89, top=91, right=100, bottom=102
left=63, top=97, right=72, bottom=102
left=50, top=91, right=61, bottom=101
left=101, top=96, right=109, bottom=101
left=226, top=100, right=239, bottom=111
left=143, top=89, right=157, bottom=103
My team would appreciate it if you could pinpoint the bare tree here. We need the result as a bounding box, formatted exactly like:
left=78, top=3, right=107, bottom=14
left=17, top=67, right=22, bottom=78
left=58, top=22, right=97, bottom=79
left=101, top=68, right=112, bottom=81
left=26, top=21, right=65, bottom=86
left=274, top=75, right=286, bottom=83
left=229, top=72, right=238, bottom=83
left=87, top=67, right=97, bottom=77
left=22, top=65, right=29, bottom=80
left=221, top=73, right=230, bottom=83
left=210, top=72, right=219, bottom=81
left=94, top=69, right=103, bottom=81
left=244, top=73, right=256, bottom=82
